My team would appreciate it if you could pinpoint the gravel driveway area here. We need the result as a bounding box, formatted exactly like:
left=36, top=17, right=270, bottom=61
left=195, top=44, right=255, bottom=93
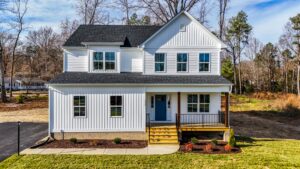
left=0, top=122, right=48, bottom=161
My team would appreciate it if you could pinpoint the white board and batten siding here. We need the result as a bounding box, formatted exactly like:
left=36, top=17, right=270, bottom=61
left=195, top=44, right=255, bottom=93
left=64, top=47, right=143, bottom=73
left=49, top=86, right=146, bottom=133
left=143, top=13, right=222, bottom=75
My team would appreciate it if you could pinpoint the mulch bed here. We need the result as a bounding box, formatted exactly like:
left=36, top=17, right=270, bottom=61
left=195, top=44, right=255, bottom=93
left=179, top=141, right=241, bottom=154
left=38, top=139, right=148, bottom=149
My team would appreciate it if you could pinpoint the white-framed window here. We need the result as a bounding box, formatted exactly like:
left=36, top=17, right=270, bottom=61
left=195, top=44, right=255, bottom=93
left=187, top=94, right=198, bottom=113
left=110, top=96, right=123, bottom=117
left=177, top=53, right=188, bottom=72
left=93, top=52, right=103, bottom=70
left=93, top=52, right=116, bottom=71
left=199, top=53, right=210, bottom=72
left=105, top=52, right=116, bottom=70
left=73, top=96, right=86, bottom=117
left=155, top=53, right=166, bottom=72
left=179, top=24, right=186, bottom=32
left=187, top=94, right=210, bottom=113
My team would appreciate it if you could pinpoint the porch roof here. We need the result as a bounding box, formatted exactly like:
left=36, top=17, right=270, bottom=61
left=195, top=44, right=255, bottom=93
left=48, top=72, right=232, bottom=85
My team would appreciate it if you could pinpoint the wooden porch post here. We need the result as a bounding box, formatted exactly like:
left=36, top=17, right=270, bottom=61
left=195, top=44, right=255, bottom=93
left=177, top=92, right=181, bottom=128
left=225, top=92, right=229, bottom=127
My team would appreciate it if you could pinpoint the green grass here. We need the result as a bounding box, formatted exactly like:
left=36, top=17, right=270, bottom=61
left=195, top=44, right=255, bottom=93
left=1, top=139, right=300, bottom=169
left=230, top=94, right=275, bottom=112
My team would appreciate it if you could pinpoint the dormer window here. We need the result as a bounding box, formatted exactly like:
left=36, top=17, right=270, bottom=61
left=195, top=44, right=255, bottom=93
left=179, top=24, right=186, bottom=32
left=93, top=52, right=116, bottom=71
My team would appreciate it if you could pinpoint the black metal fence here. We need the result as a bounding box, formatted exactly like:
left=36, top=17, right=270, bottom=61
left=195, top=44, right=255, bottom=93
left=177, top=112, right=225, bottom=127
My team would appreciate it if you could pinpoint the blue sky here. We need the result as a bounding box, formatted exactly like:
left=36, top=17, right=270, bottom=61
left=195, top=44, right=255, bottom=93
left=6, top=0, right=300, bottom=44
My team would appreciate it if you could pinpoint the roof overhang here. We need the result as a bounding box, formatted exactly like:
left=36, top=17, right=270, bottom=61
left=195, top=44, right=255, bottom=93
left=81, top=42, right=124, bottom=46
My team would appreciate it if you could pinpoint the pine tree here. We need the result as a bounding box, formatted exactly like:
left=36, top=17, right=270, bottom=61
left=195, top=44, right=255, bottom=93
left=290, top=14, right=300, bottom=95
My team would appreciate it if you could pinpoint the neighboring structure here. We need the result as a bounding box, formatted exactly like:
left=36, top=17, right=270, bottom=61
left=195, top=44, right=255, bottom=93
left=4, top=77, right=46, bottom=90
left=48, top=11, right=232, bottom=144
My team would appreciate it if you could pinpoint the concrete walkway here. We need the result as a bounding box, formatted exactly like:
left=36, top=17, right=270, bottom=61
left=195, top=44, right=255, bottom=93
left=20, top=144, right=179, bottom=155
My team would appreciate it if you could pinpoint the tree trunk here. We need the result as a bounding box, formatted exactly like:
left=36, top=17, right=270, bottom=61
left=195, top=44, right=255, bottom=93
left=297, top=64, right=300, bottom=95
left=0, top=41, right=7, bottom=102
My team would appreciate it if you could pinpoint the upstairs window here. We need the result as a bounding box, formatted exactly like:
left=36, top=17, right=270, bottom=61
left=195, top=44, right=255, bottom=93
left=73, top=96, right=86, bottom=117
left=93, top=52, right=103, bottom=70
left=110, top=96, right=123, bottom=117
left=93, top=52, right=116, bottom=71
left=199, top=53, right=210, bottom=72
left=105, top=52, right=116, bottom=70
left=155, top=53, right=165, bottom=72
left=177, top=53, right=188, bottom=72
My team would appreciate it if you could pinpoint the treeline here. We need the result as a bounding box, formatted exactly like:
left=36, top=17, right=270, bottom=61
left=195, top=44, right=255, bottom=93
left=0, top=0, right=300, bottom=103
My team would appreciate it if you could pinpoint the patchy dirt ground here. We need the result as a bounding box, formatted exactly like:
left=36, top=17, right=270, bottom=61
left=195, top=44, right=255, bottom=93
left=231, top=112, right=300, bottom=139
left=0, top=99, right=48, bottom=112
left=0, top=108, right=48, bottom=123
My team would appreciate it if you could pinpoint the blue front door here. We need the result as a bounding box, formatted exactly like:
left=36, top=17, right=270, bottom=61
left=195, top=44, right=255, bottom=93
left=155, top=95, right=167, bottom=121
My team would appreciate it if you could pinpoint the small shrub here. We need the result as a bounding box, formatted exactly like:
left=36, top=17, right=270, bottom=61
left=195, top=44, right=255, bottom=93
left=224, top=144, right=232, bottom=152
left=211, top=139, right=218, bottom=145
left=185, top=143, right=193, bottom=152
left=204, top=143, right=213, bottom=152
left=89, top=140, right=99, bottom=146
left=16, top=94, right=24, bottom=104
left=114, top=137, right=121, bottom=144
left=70, top=138, right=77, bottom=144
left=191, top=137, right=198, bottom=144
left=228, top=129, right=236, bottom=147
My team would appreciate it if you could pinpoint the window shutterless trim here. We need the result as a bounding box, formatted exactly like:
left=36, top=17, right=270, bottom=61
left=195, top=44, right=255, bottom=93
left=154, top=53, right=166, bottom=73
left=187, top=94, right=210, bottom=113
left=177, top=53, right=188, bottom=72
left=73, top=95, right=87, bottom=118
left=110, top=95, right=123, bottom=118
left=93, top=51, right=116, bottom=71
left=199, top=53, right=211, bottom=72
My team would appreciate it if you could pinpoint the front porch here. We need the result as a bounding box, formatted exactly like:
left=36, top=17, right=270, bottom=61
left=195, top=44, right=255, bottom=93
left=146, top=92, right=230, bottom=144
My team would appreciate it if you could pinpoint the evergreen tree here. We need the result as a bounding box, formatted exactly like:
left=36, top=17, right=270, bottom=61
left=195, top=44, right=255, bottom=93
left=221, top=57, right=234, bottom=82
left=226, top=11, right=252, bottom=94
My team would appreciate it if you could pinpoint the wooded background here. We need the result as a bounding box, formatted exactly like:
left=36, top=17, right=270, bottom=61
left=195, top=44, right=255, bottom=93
left=0, top=0, right=300, bottom=102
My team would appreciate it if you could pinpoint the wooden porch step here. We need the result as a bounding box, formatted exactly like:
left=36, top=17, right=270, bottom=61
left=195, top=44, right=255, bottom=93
left=149, top=139, right=178, bottom=144
left=150, top=135, right=178, bottom=139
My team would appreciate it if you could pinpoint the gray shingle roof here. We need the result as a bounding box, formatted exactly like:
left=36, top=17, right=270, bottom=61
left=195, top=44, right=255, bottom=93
left=63, top=25, right=162, bottom=47
left=48, top=72, right=232, bottom=85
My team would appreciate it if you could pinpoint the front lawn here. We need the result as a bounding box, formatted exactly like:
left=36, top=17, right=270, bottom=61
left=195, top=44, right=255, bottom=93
left=1, top=139, right=300, bottom=169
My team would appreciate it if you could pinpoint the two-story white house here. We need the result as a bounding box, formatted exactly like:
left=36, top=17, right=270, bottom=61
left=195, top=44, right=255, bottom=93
left=48, top=11, right=232, bottom=144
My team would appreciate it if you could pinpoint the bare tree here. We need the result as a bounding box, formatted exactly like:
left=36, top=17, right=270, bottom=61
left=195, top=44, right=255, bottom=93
left=140, top=0, right=200, bottom=24
left=8, top=0, right=28, bottom=98
left=0, top=34, right=6, bottom=102
left=244, top=35, right=263, bottom=91
left=197, top=0, right=211, bottom=27
left=114, top=0, right=138, bottom=24
left=60, top=18, right=79, bottom=44
left=217, top=0, right=229, bottom=40
left=26, top=27, right=63, bottom=80
left=76, top=0, right=111, bottom=25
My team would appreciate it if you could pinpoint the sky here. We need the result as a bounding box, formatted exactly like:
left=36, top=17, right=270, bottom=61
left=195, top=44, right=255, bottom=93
left=4, top=0, right=300, bottom=44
